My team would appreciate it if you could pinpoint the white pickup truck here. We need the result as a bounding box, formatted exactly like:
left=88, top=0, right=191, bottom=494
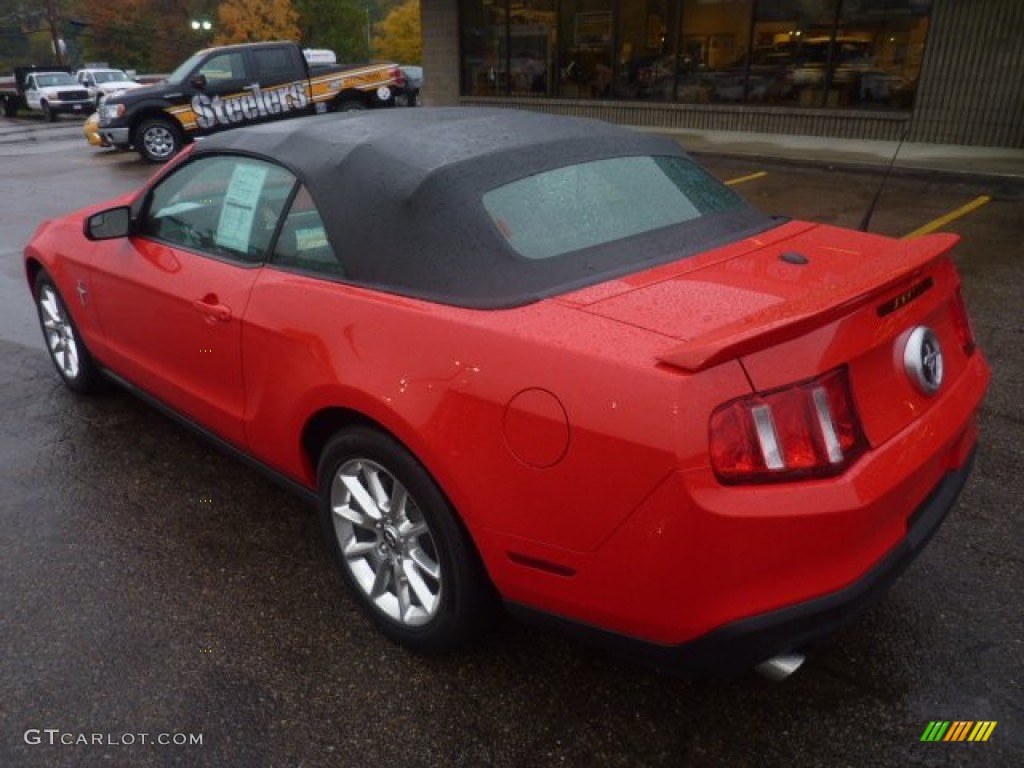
left=0, top=66, right=93, bottom=120
left=76, top=68, right=145, bottom=105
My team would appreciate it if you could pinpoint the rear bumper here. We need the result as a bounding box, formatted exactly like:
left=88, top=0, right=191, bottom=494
left=508, top=446, right=976, bottom=675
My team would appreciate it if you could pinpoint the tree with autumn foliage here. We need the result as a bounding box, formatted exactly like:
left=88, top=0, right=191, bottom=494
left=373, top=0, right=420, bottom=65
left=294, top=0, right=371, bottom=62
left=215, top=0, right=301, bottom=45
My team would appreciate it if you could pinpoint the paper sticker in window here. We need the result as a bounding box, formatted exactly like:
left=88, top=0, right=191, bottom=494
left=216, top=163, right=268, bottom=253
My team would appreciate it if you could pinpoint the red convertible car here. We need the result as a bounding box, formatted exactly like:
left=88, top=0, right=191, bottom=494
left=25, top=109, right=989, bottom=678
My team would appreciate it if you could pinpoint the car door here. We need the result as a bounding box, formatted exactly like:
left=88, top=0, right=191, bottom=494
left=186, top=49, right=258, bottom=136
left=249, top=44, right=312, bottom=123
left=23, top=74, right=42, bottom=110
left=90, top=154, right=297, bottom=447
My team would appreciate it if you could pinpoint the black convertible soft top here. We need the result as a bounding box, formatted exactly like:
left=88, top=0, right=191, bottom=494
left=196, top=108, right=772, bottom=308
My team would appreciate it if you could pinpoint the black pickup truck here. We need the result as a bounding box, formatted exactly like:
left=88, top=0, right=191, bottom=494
left=98, top=41, right=401, bottom=162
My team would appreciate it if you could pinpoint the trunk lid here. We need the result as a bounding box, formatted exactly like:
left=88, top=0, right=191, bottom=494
left=558, top=221, right=977, bottom=447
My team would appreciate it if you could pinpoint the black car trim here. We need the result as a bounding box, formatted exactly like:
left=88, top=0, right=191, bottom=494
left=505, top=448, right=976, bottom=676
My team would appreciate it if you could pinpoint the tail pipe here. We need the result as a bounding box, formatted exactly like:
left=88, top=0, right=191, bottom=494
left=755, top=652, right=806, bottom=682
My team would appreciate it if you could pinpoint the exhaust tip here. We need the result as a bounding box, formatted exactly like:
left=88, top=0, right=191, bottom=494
left=755, top=652, right=806, bottom=682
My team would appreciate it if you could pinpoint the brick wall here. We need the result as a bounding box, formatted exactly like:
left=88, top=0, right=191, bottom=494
left=908, top=0, right=1024, bottom=147
left=420, top=0, right=460, bottom=107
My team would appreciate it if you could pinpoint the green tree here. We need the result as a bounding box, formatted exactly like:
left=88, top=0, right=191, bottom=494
left=66, top=0, right=199, bottom=73
left=372, top=0, right=420, bottom=64
left=294, top=0, right=371, bottom=62
left=216, top=0, right=301, bottom=45
left=0, top=0, right=58, bottom=69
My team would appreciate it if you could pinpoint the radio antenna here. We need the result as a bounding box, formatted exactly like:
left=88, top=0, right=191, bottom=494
left=859, top=128, right=909, bottom=233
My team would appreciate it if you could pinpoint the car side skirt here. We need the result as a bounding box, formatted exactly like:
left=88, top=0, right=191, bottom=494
left=506, top=448, right=976, bottom=676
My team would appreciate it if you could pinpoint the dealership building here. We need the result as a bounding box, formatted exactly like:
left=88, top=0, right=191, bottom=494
left=421, top=0, right=1022, bottom=148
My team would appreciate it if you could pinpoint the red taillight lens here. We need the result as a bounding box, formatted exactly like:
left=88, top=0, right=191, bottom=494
left=710, top=367, right=867, bottom=484
left=951, top=286, right=977, bottom=356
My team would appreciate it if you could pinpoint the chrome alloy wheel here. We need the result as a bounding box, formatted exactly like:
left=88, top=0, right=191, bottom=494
left=39, top=283, right=80, bottom=380
left=142, top=124, right=176, bottom=159
left=330, top=458, right=442, bottom=626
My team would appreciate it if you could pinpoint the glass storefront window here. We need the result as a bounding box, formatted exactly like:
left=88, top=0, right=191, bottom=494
left=676, top=0, right=755, bottom=104
left=559, top=0, right=616, bottom=98
left=614, top=0, right=674, bottom=101
left=749, top=0, right=927, bottom=108
left=461, top=0, right=558, bottom=97
left=459, top=0, right=930, bottom=109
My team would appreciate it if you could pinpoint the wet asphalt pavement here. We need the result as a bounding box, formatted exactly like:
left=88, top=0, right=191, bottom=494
left=1, top=118, right=1021, bottom=767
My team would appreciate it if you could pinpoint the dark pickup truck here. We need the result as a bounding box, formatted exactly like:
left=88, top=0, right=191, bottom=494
left=98, top=41, right=401, bottom=162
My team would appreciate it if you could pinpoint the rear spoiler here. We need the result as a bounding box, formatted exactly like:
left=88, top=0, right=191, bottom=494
left=656, top=232, right=960, bottom=373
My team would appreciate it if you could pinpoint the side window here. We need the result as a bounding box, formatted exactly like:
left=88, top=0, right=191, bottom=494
left=198, top=52, right=249, bottom=86
left=270, top=186, right=343, bottom=276
left=253, top=47, right=297, bottom=83
left=139, top=155, right=297, bottom=264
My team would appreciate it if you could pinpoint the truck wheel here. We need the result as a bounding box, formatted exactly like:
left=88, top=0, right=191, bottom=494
left=42, top=101, right=56, bottom=122
left=2, top=96, right=17, bottom=118
left=337, top=99, right=367, bottom=112
left=136, top=117, right=182, bottom=163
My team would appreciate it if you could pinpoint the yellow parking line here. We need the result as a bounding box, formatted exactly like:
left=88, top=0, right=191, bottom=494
left=725, top=171, right=768, bottom=186
left=902, top=195, right=991, bottom=239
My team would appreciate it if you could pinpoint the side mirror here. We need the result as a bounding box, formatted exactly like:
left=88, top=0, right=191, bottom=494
left=84, top=206, right=132, bottom=241
left=189, top=73, right=207, bottom=90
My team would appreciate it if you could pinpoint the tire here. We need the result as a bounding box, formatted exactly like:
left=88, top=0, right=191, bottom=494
left=2, top=95, right=17, bottom=117
left=135, top=117, right=182, bottom=163
left=318, top=427, right=492, bottom=650
left=42, top=101, right=55, bottom=122
left=337, top=99, right=367, bottom=112
left=33, top=272, right=103, bottom=394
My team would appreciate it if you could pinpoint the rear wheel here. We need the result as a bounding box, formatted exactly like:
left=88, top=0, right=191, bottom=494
left=318, top=427, right=492, bottom=650
left=136, top=117, right=182, bottom=163
left=336, top=99, right=367, bottom=112
left=33, top=272, right=102, bottom=394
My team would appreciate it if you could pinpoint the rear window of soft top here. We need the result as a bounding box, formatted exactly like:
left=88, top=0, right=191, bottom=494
left=482, top=155, right=744, bottom=260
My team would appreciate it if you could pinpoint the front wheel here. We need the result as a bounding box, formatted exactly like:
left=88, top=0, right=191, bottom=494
left=135, top=117, right=182, bottom=163
left=318, top=427, right=492, bottom=650
left=33, top=272, right=103, bottom=394
left=42, top=101, right=55, bottom=122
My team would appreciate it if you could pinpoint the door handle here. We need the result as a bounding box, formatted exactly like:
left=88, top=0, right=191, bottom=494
left=192, top=297, right=232, bottom=322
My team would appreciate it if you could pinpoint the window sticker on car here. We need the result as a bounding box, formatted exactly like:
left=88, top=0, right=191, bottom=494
left=216, top=163, right=268, bottom=253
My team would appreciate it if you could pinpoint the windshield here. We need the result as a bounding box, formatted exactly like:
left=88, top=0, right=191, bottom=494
left=94, top=70, right=130, bottom=84
left=36, top=73, right=77, bottom=87
left=166, top=50, right=207, bottom=85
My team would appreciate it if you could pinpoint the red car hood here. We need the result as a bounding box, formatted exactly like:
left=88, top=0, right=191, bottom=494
left=556, top=221, right=959, bottom=372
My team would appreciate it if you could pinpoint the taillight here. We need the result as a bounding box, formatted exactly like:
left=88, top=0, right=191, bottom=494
left=709, top=367, right=867, bottom=484
left=951, top=286, right=977, bottom=356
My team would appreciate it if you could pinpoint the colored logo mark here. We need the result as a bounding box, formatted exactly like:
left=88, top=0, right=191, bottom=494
left=920, top=721, right=997, bottom=742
